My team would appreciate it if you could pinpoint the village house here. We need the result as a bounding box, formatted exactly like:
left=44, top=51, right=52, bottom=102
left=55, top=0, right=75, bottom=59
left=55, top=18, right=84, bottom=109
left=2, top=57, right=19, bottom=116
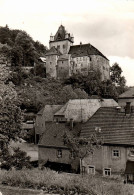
left=45, top=25, right=110, bottom=80
left=118, top=87, right=134, bottom=109
left=35, top=105, right=62, bottom=144
left=37, top=99, right=118, bottom=172
left=80, top=105, right=134, bottom=183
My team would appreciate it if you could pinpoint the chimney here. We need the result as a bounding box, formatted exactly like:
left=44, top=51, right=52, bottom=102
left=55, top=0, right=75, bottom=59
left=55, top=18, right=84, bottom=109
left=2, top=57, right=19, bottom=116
left=70, top=118, right=74, bottom=130
left=125, top=102, right=131, bottom=115
left=80, top=42, right=82, bottom=45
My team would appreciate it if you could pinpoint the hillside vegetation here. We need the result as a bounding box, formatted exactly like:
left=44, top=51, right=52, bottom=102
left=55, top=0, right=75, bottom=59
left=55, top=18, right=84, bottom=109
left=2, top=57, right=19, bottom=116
left=0, top=25, right=128, bottom=113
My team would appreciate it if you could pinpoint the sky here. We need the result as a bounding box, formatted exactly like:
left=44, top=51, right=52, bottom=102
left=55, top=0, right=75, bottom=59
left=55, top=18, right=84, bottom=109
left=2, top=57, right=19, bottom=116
left=0, top=0, right=134, bottom=86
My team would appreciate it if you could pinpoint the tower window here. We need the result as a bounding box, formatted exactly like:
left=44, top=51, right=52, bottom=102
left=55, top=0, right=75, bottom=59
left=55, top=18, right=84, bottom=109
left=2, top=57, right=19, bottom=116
left=57, top=45, right=60, bottom=50
left=63, top=45, right=65, bottom=49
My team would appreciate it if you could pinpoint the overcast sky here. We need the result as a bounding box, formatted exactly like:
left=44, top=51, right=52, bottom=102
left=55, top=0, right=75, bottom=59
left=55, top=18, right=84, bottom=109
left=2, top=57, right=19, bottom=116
left=0, top=0, right=133, bottom=86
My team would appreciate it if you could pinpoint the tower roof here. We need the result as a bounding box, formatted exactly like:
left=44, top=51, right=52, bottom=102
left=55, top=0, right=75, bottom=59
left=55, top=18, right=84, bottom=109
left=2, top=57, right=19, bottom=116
left=51, top=25, right=73, bottom=43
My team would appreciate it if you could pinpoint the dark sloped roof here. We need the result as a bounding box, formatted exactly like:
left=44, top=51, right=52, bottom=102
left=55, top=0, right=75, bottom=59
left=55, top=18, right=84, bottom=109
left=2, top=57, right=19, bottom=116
left=43, top=105, right=63, bottom=122
left=119, top=88, right=134, bottom=98
left=53, top=25, right=73, bottom=42
left=38, top=122, right=69, bottom=148
left=80, top=107, right=134, bottom=146
left=45, top=46, right=61, bottom=56
left=68, top=43, right=109, bottom=60
left=54, top=25, right=66, bottom=41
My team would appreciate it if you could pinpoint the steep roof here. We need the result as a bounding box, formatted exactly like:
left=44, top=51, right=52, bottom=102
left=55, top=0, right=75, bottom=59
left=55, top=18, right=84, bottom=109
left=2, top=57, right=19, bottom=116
left=38, top=122, right=69, bottom=148
left=53, top=25, right=72, bottom=42
left=45, top=46, right=61, bottom=56
left=80, top=107, right=134, bottom=146
left=69, top=43, right=109, bottom=60
left=119, top=88, right=134, bottom=99
left=43, top=105, right=63, bottom=122
left=54, top=99, right=118, bottom=122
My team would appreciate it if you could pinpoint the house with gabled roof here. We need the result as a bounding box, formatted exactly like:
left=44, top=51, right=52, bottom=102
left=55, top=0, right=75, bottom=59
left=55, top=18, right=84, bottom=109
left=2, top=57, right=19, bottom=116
left=118, top=87, right=134, bottom=108
left=38, top=122, right=80, bottom=172
left=45, top=25, right=110, bottom=80
left=37, top=98, right=119, bottom=172
left=80, top=106, right=134, bottom=182
left=35, top=105, right=62, bottom=143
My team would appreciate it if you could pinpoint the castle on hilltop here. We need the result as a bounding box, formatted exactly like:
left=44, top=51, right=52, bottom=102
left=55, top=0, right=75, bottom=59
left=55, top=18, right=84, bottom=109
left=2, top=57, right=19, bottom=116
left=45, top=25, right=110, bottom=80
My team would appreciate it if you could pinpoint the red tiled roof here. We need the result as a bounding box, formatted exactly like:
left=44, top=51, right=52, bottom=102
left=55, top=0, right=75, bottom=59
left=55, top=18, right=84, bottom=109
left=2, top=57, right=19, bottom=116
left=69, top=43, right=109, bottom=60
left=80, top=107, right=134, bottom=146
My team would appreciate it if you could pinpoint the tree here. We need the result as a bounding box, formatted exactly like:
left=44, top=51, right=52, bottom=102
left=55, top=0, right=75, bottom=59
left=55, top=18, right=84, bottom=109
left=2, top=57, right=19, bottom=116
left=110, top=63, right=126, bottom=87
left=10, top=45, right=23, bottom=66
left=0, top=65, right=22, bottom=144
left=64, top=70, right=102, bottom=96
left=15, top=31, right=38, bottom=66
left=59, top=85, right=88, bottom=104
left=0, top=147, right=31, bottom=170
left=63, top=128, right=102, bottom=174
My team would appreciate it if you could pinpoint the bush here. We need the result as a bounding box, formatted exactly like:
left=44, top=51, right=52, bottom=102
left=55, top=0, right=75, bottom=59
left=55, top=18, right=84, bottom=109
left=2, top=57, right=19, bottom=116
left=0, top=169, right=134, bottom=195
left=0, top=147, right=31, bottom=170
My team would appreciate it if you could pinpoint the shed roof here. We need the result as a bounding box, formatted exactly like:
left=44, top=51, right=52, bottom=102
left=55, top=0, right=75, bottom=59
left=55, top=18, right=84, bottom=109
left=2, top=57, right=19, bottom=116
left=54, top=99, right=118, bottom=122
left=39, top=122, right=69, bottom=148
left=80, top=107, right=134, bottom=146
left=119, top=88, right=134, bottom=99
left=69, top=43, right=109, bottom=60
left=43, top=105, right=63, bottom=122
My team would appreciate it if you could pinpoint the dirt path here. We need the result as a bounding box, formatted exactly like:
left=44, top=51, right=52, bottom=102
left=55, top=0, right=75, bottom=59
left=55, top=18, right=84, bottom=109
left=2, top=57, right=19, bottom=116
left=0, top=185, right=58, bottom=195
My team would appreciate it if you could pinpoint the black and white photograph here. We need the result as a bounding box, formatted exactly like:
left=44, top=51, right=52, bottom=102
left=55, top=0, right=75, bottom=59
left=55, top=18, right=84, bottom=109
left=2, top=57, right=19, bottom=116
left=0, top=0, right=134, bottom=194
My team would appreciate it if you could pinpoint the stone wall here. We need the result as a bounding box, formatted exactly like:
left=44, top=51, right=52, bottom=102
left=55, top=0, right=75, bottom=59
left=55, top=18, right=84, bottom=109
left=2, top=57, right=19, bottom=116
left=49, top=40, right=73, bottom=55
left=69, top=55, right=110, bottom=80
left=57, top=59, right=69, bottom=79
left=46, top=55, right=58, bottom=78
left=39, top=146, right=72, bottom=164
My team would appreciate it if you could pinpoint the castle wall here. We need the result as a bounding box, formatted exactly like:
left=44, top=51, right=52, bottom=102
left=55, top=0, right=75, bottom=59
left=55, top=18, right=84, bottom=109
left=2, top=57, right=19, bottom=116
left=57, top=60, right=69, bottom=79
left=70, top=55, right=110, bottom=80
left=49, top=40, right=73, bottom=55
left=46, top=55, right=58, bottom=78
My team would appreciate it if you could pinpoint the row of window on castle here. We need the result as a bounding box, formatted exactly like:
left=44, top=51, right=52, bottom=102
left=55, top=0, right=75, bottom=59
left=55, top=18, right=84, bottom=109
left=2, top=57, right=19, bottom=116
left=57, top=45, right=66, bottom=49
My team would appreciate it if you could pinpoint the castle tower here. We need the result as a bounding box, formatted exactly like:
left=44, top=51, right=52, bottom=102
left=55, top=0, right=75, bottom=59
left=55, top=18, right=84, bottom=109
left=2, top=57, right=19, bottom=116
left=49, top=25, right=74, bottom=55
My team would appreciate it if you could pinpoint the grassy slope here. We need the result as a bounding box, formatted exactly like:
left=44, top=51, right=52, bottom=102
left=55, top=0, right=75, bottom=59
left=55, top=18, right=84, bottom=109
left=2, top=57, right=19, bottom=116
left=0, top=169, right=134, bottom=195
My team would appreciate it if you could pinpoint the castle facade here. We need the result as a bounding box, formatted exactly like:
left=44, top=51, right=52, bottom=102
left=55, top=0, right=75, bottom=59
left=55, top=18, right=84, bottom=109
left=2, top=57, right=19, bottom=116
left=45, top=25, right=110, bottom=80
